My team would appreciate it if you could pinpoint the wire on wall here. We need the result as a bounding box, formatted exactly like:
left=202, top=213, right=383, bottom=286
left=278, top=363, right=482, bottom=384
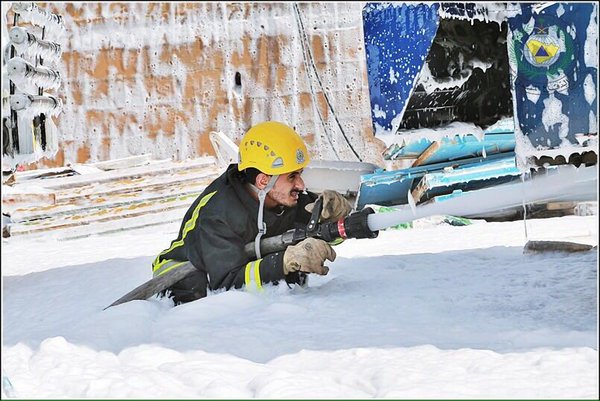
left=293, top=3, right=363, bottom=162
left=292, top=3, right=340, bottom=160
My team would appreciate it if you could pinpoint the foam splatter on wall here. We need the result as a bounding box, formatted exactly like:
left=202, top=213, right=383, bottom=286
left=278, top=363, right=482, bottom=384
left=8, top=2, right=386, bottom=170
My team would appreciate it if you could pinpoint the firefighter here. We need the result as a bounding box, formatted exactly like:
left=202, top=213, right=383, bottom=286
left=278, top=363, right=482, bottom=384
left=152, top=121, right=353, bottom=305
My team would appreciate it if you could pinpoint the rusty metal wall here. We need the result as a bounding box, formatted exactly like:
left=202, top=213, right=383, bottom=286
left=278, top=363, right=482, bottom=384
left=16, top=2, right=385, bottom=169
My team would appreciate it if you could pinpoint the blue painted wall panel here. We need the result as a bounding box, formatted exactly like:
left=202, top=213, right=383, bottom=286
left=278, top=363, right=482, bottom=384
left=363, top=2, right=440, bottom=134
left=507, top=3, right=598, bottom=158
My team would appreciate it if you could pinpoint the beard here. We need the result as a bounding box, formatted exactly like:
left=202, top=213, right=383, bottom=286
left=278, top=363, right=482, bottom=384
left=267, top=187, right=302, bottom=208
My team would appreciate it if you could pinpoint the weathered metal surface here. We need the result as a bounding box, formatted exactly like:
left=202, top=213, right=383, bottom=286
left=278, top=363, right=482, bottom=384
left=507, top=3, right=598, bottom=169
left=363, top=2, right=440, bottom=134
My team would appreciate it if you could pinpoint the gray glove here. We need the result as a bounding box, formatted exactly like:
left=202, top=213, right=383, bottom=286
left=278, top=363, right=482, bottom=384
left=283, top=237, right=336, bottom=275
left=305, top=190, right=353, bottom=223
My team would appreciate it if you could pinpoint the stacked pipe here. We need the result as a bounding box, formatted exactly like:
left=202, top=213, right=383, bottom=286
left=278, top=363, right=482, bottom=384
left=3, top=2, right=65, bottom=163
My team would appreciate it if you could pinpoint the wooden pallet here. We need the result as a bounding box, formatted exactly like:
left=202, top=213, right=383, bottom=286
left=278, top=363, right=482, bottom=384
left=2, top=156, right=223, bottom=239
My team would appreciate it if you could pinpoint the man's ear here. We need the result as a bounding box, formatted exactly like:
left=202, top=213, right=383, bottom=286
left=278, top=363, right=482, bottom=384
left=255, top=173, right=270, bottom=190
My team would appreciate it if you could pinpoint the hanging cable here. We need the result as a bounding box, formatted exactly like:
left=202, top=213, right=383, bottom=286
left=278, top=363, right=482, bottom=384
left=293, top=3, right=363, bottom=162
left=292, top=4, right=340, bottom=159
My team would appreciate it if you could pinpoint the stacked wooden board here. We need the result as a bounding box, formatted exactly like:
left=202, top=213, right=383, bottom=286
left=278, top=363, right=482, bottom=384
left=2, top=155, right=223, bottom=240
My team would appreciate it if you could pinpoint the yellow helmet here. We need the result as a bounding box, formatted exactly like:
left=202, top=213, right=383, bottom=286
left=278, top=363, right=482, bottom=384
left=238, top=121, right=310, bottom=175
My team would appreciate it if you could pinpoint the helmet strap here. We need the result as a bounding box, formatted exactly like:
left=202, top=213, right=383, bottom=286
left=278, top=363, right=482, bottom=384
left=250, top=174, right=279, bottom=259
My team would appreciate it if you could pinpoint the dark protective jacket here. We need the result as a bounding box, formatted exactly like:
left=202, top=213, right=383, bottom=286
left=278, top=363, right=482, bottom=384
left=152, top=163, right=316, bottom=304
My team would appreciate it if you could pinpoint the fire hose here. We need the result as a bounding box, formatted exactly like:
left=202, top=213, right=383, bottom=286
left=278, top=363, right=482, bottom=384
left=105, top=197, right=378, bottom=309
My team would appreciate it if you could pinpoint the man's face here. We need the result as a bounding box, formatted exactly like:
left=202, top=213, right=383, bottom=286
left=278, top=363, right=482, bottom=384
left=266, top=169, right=305, bottom=208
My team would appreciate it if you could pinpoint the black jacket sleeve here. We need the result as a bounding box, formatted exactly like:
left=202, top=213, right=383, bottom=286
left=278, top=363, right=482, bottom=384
left=189, top=213, right=287, bottom=292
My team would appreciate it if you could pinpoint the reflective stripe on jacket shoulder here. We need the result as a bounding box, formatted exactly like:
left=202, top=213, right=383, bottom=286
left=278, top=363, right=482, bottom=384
left=152, top=190, right=217, bottom=275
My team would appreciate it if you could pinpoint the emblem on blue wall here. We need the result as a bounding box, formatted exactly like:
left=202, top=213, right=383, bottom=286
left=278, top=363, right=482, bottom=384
left=508, top=3, right=596, bottom=154
left=513, top=15, right=575, bottom=90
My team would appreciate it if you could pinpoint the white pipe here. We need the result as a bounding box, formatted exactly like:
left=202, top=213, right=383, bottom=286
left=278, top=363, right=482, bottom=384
left=9, top=27, right=62, bottom=63
left=10, top=93, right=62, bottom=116
left=6, top=57, right=62, bottom=93
left=367, top=164, right=597, bottom=232
left=11, top=2, right=65, bottom=37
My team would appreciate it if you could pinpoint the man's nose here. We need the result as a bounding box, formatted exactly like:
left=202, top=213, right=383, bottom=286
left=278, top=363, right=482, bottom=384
left=294, top=175, right=305, bottom=190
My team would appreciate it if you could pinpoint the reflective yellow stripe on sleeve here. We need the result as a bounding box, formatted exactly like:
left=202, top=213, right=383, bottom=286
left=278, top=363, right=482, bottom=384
left=152, top=259, right=188, bottom=278
left=244, top=260, right=263, bottom=292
